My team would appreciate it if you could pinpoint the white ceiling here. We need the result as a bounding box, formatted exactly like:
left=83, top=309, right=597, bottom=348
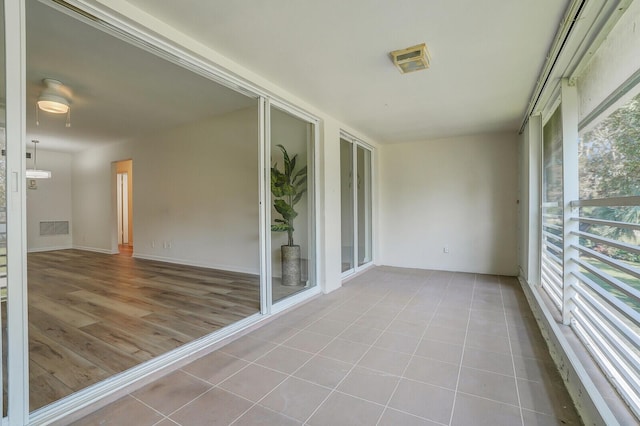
left=25, top=0, right=570, bottom=151
left=123, top=0, right=570, bottom=143
left=26, top=1, right=256, bottom=152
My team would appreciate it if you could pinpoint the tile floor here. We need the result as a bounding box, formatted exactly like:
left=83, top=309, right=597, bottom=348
left=71, top=267, right=581, bottom=425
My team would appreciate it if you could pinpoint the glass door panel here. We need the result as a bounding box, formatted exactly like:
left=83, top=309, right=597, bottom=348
left=340, top=138, right=354, bottom=273
left=341, top=136, right=373, bottom=276
left=270, top=106, right=316, bottom=303
left=26, top=0, right=262, bottom=411
left=357, top=146, right=372, bottom=266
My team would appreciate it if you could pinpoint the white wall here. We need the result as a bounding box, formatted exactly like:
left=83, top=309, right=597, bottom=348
left=379, top=132, right=519, bottom=275
left=72, top=106, right=260, bottom=273
left=26, top=149, right=73, bottom=251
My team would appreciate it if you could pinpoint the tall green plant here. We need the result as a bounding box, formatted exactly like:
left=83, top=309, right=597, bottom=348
left=271, top=144, right=307, bottom=246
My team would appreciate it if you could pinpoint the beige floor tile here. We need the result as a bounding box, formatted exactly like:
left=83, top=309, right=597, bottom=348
left=517, top=378, right=577, bottom=418
left=307, top=392, right=384, bottom=426
left=131, top=370, right=211, bottom=415
left=282, top=330, right=334, bottom=353
left=458, top=367, right=519, bottom=406
left=305, top=318, right=350, bottom=337
left=465, top=330, right=512, bottom=354
left=388, top=378, right=455, bottom=424
left=386, top=319, right=428, bottom=338
left=254, top=345, right=313, bottom=374
left=470, top=308, right=507, bottom=324
left=219, top=363, right=287, bottom=402
left=259, top=377, right=331, bottom=421
left=293, top=355, right=352, bottom=388
left=378, top=408, right=440, bottom=425
left=71, top=395, right=163, bottom=426
left=248, top=324, right=299, bottom=344
left=467, top=316, right=510, bottom=337
left=337, top=366, right=400, bottom=404
left=322, top=307, right=363, bottom=323
left=462, top=347, right=515, bottom=376
left=340, top=324, right=383, bottom=345
left=233, top=405, right=301, bottom=425
left=220, top=336, right=278, bottom=362
left=403, top=356, right=459, bottom=389
left=357, top=346, right=411, bottom=376
left=182, top=351, right=249, bottom=384
left=169, top=388, right=252, bottom=426
left=423, top=324, right=467, bottom=345
left=319, top=338, right=371, bottom=364
left=513, top=355, right=557, bottom=383
left=414, top=338, right=464, bottom=364
left=153, top=419, right=179, bottom=426
left=451, top=391, right=522, bottom=426
left=373, top=331, right=420, bottom=354
left=63, top=268, right=583, bottom=425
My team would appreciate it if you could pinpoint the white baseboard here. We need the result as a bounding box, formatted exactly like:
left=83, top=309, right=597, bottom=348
left=72, top=245, right=119, bottom=255
left=132, top=252, right=259, bottom=276
left=27, top=245, right=73, bottom=253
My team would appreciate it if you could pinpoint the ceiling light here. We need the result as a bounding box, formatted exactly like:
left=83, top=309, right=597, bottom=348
left=26, top=140, right=52, bottom=179
left=36, top=78, right=72, bottom=127
left=390, top=43, right=431, bottom=74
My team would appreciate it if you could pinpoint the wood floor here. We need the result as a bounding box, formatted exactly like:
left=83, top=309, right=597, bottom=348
left=25, top=249, right=262, bottom=411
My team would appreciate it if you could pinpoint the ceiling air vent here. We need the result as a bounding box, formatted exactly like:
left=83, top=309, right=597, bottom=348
left=390, top=43, right=430, bottom=74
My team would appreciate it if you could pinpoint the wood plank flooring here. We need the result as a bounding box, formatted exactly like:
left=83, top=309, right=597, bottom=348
left=24, top=249, right=262, bottom=411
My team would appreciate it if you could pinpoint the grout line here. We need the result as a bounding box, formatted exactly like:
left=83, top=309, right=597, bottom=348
left=224, top=270, right=399, bottom=425
left=303, top=269, right=434, bottom=425
left=375, top=269, right=449, bottom=425
left=499, top=275, right=526, bottom=426
left=447, top=273, right=477, bottom=425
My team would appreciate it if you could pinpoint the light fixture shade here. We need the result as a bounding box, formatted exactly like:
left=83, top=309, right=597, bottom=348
left=27, top=140, right=52, bottom=179
left=37, top=79, right=71, bottom=114
left=26, top=169, right=52, bottom=179
left=37, top=97, right=69, bottom=114
left=390, top=43, right=431, bottom=74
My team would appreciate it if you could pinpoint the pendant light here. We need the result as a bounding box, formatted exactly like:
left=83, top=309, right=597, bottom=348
left=26, top=140, right=52, bottom=179
left=36, top=79, right=71, bottom=128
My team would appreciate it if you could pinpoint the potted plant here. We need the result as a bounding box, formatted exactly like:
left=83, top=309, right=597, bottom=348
left=271, top=144, right=307, bottom=286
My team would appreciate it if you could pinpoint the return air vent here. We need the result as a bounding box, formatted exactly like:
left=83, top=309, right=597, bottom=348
left=39, top=221, right=69, bottom=236
left=390, top=43, right=431, bottom=74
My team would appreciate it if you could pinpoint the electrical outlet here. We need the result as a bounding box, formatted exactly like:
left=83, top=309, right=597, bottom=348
left=443, top=246, right=449, bottom=253
left=151, top=240, right=155, bottom=248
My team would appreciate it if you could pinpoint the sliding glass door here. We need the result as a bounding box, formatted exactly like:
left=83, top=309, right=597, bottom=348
left=1, top=0, right=321, bottom=421
left=341, top=134, right=373, bottom=276
left=269, top=104, right=317, bottom=304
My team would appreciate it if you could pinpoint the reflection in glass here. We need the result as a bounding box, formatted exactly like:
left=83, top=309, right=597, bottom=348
left=541, top=106, right=564, bottom=310
left=26, top=0, right=260, bottom=411
left=271, top=106, right=315, bottom=303
left=340, top=139, right=354, bottom=272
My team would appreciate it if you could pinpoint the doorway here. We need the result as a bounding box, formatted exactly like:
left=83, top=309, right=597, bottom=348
left=115, top=159, right=133, bottom=256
